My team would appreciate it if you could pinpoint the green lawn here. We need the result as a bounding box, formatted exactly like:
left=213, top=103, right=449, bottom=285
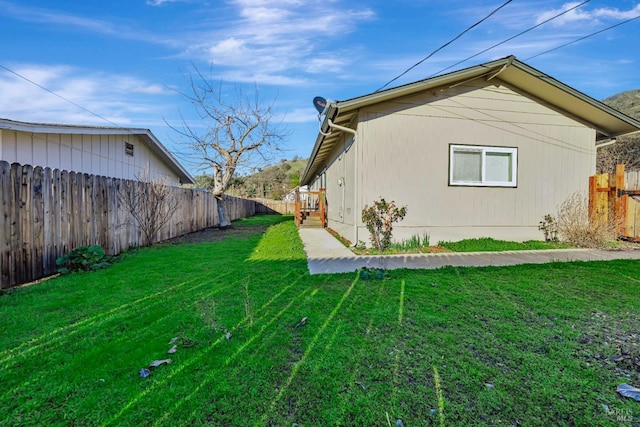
left=437, top=237, right=572, bottom=252
left=1, top=215, right=639, bottom=426
left=351, top=235, right=572, bottom=255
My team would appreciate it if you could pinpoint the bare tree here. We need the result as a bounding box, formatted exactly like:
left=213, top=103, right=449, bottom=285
left=118, top=170, right=179, bottom=246
left=170, top=68, right=286, bottom=227
left=596, top=134, right=640, bottom=173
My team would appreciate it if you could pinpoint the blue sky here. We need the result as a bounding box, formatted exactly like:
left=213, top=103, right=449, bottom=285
left=1, top=0, right=639, bottom=175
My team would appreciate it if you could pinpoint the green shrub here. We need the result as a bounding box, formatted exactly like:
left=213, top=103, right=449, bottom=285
left=361, top=198, right=407, bottom=251
left=358, top=267, right=386, bottom=280
left=538, top=214, right=559, bottom=242
left=390, top=232, right=430, bottom=251
left=56, top=245, right=112, bottom=274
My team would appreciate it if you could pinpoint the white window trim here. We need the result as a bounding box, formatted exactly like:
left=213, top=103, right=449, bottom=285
left=449, top=144, right=517, bottom=187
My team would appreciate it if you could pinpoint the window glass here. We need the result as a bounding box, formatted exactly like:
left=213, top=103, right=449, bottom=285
left=485, top=151, right=512, bottom=182
left=452, top=150, right=481, bottom=182
left=449, top=145, right=517, bottom=187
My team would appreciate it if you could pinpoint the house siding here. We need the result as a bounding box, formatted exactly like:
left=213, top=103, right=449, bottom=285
left=329, top=80, right=595, bottom=244
left=323, top=133, right=357, bottom=243
left=0, top=130, right=181, bottom=185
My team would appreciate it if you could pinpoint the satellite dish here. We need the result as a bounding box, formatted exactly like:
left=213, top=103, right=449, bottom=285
left=313, top=96, right=327, bottom=114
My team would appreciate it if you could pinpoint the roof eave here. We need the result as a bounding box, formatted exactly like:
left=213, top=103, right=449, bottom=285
left=301, top=55, right=640, bottom=186
left=138, top=131, right=195, bottom=185
left=300, top=104, right=339, bottom=185
left=300, top=58, right=516, bottom=186
left=502, top=60, right=640, bottom=139
left=337, top=56, right=518, bottom=113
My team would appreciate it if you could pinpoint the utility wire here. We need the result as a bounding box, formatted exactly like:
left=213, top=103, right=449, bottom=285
left=526, top=13, right=640, bottom=61
left=375, top=0, right=513, bottom=92
left=0, top=63, right=122, bottom=128
left=429, top=0, right=590, bottom=78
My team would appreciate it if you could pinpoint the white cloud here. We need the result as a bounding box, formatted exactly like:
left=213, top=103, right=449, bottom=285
left=0, top=0, right=115, bottom=33
left=280, top=107, right=320, bottom=124
left=238, top=6, right=293, bottom=22
left=0, top=1, right=177, bottom=46
left=146, top=0, right=190, bottom=5
left=214, top=70, right=308, bottom=86
left=535, top=2, right=640, bottom=26
left=304, top=57, right=347, bottom=74
left=208, top=38, right=247, bottom=58
left=1, top=0, right=376, bottom=88
left=593, top=4, right=640, bottom=19
left=183, top=1, right=375, bottom=85
left=0, top=64, right=170, bottom=126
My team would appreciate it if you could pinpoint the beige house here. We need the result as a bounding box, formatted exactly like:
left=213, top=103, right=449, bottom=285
left=0, top=118, right=194, bottom=185
left=301, top=56, right=640, bottom=245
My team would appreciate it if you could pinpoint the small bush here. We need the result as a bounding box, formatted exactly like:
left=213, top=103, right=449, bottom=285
left=361, top=198, right=407, bottom=251
left=556, top=191, right=616, bottom=248
left=56, top=245, right=112, bottom=274
left=358, top=267, right=386, bottom=280
left=538, top=214, right=558, bottom=242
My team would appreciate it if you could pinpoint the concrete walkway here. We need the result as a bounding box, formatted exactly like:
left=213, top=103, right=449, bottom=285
left=298, top=228, right=640, bottom=275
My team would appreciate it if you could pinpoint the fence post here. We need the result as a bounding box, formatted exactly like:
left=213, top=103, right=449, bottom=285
left=616, top=164, right=626, bottom=237
left=294, top=188, right=301, bottom=227
left=588, top=174, right=596, bottom=224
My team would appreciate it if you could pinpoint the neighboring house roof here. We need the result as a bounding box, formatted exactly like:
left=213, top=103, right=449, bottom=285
left=302, top=55, right=640, bottom=185
left=0, top=117, right=195, bottom=184
left=284, top=185, right=308, bottom=201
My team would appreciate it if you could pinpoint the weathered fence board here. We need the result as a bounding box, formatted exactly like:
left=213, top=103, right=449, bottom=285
left=1, top=161, right=11, bottom=286
left=0, top=161, right=257, bottom=289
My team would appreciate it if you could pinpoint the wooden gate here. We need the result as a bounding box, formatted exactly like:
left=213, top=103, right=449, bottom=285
left=590, top=164, right=640, bottom=241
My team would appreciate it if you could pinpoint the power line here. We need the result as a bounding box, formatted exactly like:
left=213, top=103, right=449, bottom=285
left=0, top=63, right=122, bottom=128
left=375, top=0, right=513, bottom=92
left=429, top=0, right=591, bottom=78
left=526, top=13, right=640, bottom=61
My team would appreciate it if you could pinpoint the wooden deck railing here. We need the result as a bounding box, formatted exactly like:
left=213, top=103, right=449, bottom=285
left=294, top=188, right=326, bottom=228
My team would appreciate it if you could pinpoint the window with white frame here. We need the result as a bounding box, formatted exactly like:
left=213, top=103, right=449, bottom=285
left=449, top=144, right=517, bottom=187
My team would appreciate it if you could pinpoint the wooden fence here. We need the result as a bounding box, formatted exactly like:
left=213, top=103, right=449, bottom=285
left=589, top=164, right=640, bottom=241
left=252, top=198, right=296, bottom=214
left=0, top=161, right=255, bottom=289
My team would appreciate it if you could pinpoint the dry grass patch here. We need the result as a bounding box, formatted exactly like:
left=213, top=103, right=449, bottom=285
left=557, top=191, right=618, bottom=248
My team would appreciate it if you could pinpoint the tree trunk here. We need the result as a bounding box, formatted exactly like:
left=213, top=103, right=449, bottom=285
left=216, top=195, right=232, bottom=228
left=212, top=164, right=232, bottom=228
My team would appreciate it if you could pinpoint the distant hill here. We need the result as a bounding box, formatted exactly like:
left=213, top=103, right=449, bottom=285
left=599, top=89, right=640, bottom=173
left=603, top=89, right=640, bottom=120
left=195, top=157, right=308, bottom=200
